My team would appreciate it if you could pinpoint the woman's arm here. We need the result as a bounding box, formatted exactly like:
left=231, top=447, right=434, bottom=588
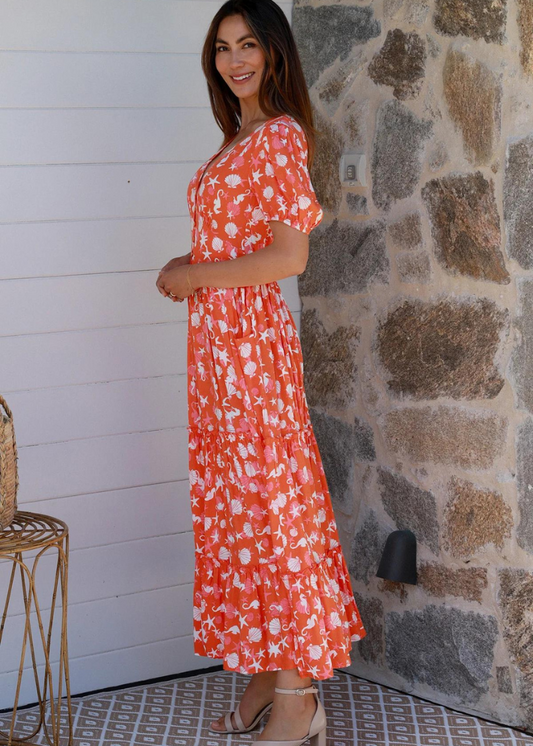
left=160, top=251, right=191, bottom=272
left=190, top=222, right=309, bottom=289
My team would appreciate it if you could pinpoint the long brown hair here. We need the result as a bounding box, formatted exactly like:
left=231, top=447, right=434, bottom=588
left=201, top=0, right=318, bottom=168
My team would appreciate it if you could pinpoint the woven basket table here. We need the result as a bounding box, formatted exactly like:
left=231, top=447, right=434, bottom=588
left=0, top=512, right=72, bottom=746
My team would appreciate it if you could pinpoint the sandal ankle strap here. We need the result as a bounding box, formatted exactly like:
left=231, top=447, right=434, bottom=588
left=274, top=685, right=318, bottom=696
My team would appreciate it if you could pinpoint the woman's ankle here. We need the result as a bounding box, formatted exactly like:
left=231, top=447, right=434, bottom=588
left=249, top=669, right=278, bottom=689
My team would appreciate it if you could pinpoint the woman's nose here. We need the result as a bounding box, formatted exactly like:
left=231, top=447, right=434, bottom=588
left=229, top=52, right=245, bottom=68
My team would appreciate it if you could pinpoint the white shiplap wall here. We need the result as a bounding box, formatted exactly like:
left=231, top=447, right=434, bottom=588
left=0, top=0, right=297, bottom=706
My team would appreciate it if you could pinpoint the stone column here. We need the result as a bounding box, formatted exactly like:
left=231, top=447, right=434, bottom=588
left=292, top=0, right=533, bottom=731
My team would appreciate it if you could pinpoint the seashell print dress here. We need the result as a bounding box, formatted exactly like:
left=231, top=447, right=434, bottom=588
left=186, top=114, right=366, bottom=680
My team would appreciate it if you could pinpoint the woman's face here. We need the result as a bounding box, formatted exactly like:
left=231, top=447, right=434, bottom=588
left=214, top=14, right=266, bottom=103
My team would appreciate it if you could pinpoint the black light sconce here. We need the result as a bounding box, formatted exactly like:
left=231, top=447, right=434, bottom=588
left=377, top=529, right=417, bottom=585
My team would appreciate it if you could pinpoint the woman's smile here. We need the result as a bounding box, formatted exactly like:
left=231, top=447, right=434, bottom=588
left=231, top=72, right=254, bottom=83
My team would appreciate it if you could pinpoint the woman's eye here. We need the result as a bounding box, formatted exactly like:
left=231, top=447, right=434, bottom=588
left=216, top=42, right=255, bottom=52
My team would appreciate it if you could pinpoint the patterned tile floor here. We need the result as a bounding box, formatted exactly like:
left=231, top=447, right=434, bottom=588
left=1, top=668, right=532, bottom=746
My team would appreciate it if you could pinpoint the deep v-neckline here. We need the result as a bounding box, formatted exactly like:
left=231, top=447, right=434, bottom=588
left=197, top=115, right=286, bottom=190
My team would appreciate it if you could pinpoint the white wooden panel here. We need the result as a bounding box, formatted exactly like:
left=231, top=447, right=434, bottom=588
left=0, top=223, right=306, bottom=284
left=7, top=377, right=186, bottom=446
left=0, top=1, right=292, bottom=53
left=0, top=635, right=214, bottom=709
left=0, top=53, right=208, bottom=108
left=0, top=585, right=194, bottom=675
left=22, top=482, right=193, bottom=552
left=0, top=272, right=184, bottom=336
left=0, top=217, right=191, bottom=279
left=0, top=163, right=192, bottom=223
left=0, top=274, right=299, bottom=337
left=0, top=0, right=300, bottom=697
left=0, top=533, right=195, bottom=617
left=0, top=323, right=186, bottom=392
left=1, top=273, right=179, bottom=335
left=0, top=110, right=222, bottom=166
left=16, top=428, right=188, bottom=503
left=0, top=301, right=299, bottom=393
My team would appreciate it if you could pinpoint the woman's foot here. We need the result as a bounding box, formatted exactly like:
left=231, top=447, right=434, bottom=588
left=209, top=670, right=277, bottom=732
left=256, top=671, right=318, bottom=742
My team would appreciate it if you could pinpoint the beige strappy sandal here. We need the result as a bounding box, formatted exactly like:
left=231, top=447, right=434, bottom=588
left=251, top=685, right=327, bottom=746
left=209, top=699, right=274, bottom=734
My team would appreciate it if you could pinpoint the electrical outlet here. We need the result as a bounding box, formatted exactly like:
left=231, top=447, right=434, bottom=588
left=339, top=153, right=366, bottom=187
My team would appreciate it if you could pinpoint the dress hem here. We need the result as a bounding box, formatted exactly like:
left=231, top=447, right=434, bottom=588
left=191, top=542, right=367, bottom=681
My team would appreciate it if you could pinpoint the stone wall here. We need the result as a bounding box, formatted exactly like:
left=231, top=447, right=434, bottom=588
left=292, top=0, right=533, bottom=732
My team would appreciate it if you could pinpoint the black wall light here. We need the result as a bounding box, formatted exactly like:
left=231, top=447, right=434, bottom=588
left=376, top=529, right=417, bottom=585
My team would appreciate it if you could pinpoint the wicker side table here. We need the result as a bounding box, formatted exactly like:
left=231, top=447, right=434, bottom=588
left=0, top=512, right=72, bottom=746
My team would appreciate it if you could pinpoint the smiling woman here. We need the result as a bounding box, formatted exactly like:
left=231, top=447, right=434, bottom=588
left=155, top=3, right=367, bottom=744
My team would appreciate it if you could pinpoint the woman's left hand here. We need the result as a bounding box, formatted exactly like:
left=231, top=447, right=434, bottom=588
left=156, top=265, right=196, bottom=302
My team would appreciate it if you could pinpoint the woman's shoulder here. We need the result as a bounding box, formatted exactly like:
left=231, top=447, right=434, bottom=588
left=262, top=113, right=303, bottom=137
left=256, top=114, right=308, bottom=154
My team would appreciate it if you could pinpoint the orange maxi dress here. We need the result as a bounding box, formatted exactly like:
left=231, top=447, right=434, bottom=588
left=186, top=114, right=366, bottom=680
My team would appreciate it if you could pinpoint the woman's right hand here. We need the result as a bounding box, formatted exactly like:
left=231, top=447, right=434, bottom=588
left=156, top=253, right=191, bottom=301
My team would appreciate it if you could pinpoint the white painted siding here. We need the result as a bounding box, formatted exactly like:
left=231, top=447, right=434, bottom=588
left=0, top=0, right=297, bottom=707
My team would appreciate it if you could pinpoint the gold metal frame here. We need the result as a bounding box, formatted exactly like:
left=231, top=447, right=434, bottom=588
left=0, top=512, right=72, bottom=746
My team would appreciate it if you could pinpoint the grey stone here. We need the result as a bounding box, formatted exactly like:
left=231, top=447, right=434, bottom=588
left=342, top=99, right=368, bottom=150
left=380, top=405, right=508, bottom=470
left=409, top=1, right=431, bottom=25
left=422, top=172, right=509, bottom=283
left=354, top=416, right=376, bottom=462
left=429, top=141, right=449, bottom=171
left=385, top=0, right=430, bottom=25
left=511, top=280, right=533, bottom=415
left=377, top=467, right=439, bottom=554
left=309, top=408, right=357, bottom=514
left=517, top=0, right=533, bottom=76
left=310, top=108, right=344, bottom=215
left=371, top=100, right=433, bottom=211
left=504, top=134, right=533, bottom=269
left=349, top=508, right=391, bottom=584
left=386, top=605, right=499, bottom=704
left=499, top=569, right=533, bottom=723
left=292, top=5, right=381, bottom=89
left=384, top=0, right=405, bottom=18
left=299, top=218, right=389, bottom=297
left=427, top=34, right=442, bottom=58
left=516, top=416, right=533, bottom=554
left=433, top=0, right=507, bottom=45
left=318, top=51, right=367, bottom=116
left=497, top=666, right=514, bottom=694
left=375, top=297, right=509, bottom=400
left=397, top=250, right=431, bottom=283
left=300, top=308, right=360, bottom=410
left=388, top=213, right=423, bottom=249
left=517, top=670, right=533, bottom=729
left=443, top=49, right=502, bottom=166
left=368, top=29, right=427, bottom=100
left=346, top=193, right=369, bottom=215
left=353, top=593, right=384, bottom=664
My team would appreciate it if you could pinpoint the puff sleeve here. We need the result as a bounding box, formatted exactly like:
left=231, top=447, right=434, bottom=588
left=249, top=118, right=324, bottom=235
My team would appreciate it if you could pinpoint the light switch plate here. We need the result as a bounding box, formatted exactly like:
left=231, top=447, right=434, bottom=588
left=340, top=153, right=367, bottom=187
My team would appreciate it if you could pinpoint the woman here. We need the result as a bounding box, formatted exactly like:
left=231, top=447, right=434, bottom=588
left=156, top=2, right=366, bottom=744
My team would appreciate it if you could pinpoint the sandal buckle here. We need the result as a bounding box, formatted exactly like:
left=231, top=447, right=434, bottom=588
left=295, top=688, right=306, bottom=696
